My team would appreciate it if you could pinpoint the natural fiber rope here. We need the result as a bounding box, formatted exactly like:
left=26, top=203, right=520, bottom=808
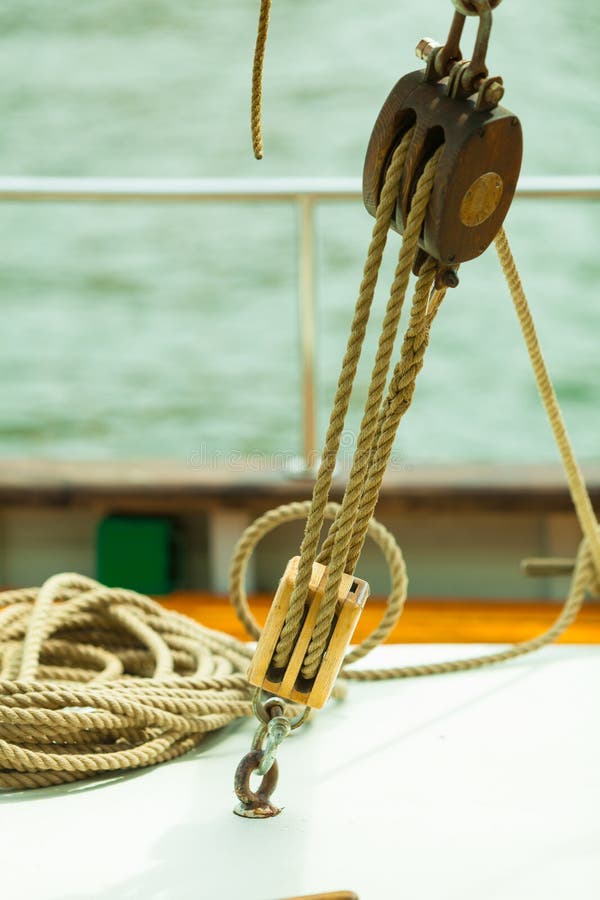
left=271, top=127, right=416, bottom=669
left=228, top=501, right=408, bottom=666
left=301, top=250, right=440, bottom=679
left=494, top=228, right=600, bottom=575
left=2, top=116, right=599, bottom=791
left=344, top=256, right=440, bottom=574
left=317, top=279, right=448, bottom=571
left=229, top=225, right=600, bottom=679
left=0, top=507, right=409, bottom=789
left=316, top=257, right=438, bottom=573
left=1, top=236, right=597, bottom=791
left=251, top=0, right=272, bottom=159
left=0, top=574, right=255, bottom=789
left=245, top=0, right=599, bottom=685
left=228, top=224, right=600, bottom=683
left=344, top=246, right=600, bottom=668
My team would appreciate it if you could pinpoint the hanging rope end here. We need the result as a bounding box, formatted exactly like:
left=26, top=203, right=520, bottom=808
left=250, top=0, right=271, bottom=161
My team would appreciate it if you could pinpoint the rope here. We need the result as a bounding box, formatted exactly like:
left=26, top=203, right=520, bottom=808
left=344, top=257, right=440, bottom=574
left=276, top=144, right=442, bottom=677
left=271, top=127, right=416, bottom=669
left=301, top=250, right=440, bottom=679
left=251, top=0, right=272, bottom=159
left=317, top=280, right=448, bottom=571
left=227, top=193, right=600, bottom=683
left=227, top=228, right=600, bottom=678
left=494, top=228, right=600, bottom=575
left=2, top=104, right=599, bottom=791
left=0, top=574, right=254, bottom=789
left=229, top=502, right=408, bottom=666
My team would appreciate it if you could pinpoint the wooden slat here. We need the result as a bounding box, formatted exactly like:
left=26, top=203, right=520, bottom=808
left=161, top=592, right=600, bottom=644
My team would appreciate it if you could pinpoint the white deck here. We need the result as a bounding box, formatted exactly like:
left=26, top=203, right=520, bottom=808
left=2, top=644, right=600, bottom=900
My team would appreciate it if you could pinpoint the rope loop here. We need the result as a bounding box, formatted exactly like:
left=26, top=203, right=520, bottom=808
left=229, top=501, right=408, bottom=665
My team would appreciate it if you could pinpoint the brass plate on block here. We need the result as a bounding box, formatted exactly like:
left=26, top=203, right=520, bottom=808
left=460, top=172, right=503, bottom=227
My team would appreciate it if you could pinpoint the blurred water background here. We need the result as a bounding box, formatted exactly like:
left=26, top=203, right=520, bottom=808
left=0, top=0, right=598, bottom=464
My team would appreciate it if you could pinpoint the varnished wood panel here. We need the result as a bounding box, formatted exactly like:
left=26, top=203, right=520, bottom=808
left=161, top=592, right=600, bottom=644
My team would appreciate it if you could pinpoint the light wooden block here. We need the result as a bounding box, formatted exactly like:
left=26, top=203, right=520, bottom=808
left=247, top=556, right=369, bottom=709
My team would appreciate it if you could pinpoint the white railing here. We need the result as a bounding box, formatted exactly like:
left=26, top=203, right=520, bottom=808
left=1, top=175, right=598, bottom=467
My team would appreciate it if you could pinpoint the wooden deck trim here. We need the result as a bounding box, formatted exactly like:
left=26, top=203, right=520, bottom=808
left=161, top=593, right=600, bottom=644
left=0, top=459, right=599, bottom=514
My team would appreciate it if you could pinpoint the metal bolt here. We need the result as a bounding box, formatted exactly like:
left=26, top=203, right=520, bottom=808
left=415, top=37, right=441, bottom=60
left=483, top=80, right=505, bottom=106
left=435, top=266, right=460, bottom=290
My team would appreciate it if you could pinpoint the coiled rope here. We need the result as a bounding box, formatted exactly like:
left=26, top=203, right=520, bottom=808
left=0, top=574, right=254, bottom=789
left=0, top=509, right=406, bottom=790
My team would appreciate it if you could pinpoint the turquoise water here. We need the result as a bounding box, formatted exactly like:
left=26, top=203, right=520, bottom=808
left=0, top=1, right=598, bottom=463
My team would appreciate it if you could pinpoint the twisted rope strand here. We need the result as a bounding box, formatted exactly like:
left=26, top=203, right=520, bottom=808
left=335, top=228, right=600, bottom=679
left=271, top=128, right=416, bottom=669
left=313, top=253, right=443, bottom=563
left=345, top=257, right=439, bottom=573
left=320, top=264, right=443, bottom=574
left=227, top=227, right=599, bottom=686
left=300, top=149, right=442, bottom=679
left=494, top=228, right=600, bottom=577
left=251, top=0, right=272, bottom=159
left=229, top=501, right=409, bottom=665
left=342, top=534, right=594, bottom=681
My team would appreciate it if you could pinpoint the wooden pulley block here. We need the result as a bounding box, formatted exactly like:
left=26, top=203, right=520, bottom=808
left=247, top=556, right=369, bottom=709
left=363, top=69, right=523, bottom=265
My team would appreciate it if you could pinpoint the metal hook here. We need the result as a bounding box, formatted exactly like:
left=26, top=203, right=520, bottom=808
left=233, top=691, right=309, bottom=818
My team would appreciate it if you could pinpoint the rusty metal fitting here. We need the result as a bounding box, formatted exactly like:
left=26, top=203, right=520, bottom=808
left=412, top=250, right=460, bottom=289
left=252, top=689, right=310, bottom=731
left=435, top=266, right=460, bottom=290
left=421, top=0, right=505, bottom=98
left=233, top=690, right=310, bottom=818
left=475, top=75, right=505, bottom=110
left=453, top=0, right=502, bottom=15
left=253, top=692, right=284, bottom=724
left=257, top=714, right=292, bottom=776
left=484, top=81, right=504, bottom=104
left=234, top=749, right=281, bottom=818
left=415, top=37, right=441, bottom=60
left=448, top=59, right=474, bottom=98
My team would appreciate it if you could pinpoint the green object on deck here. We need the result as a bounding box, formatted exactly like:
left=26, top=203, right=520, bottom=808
left=97, top=515, right=174, bottom=595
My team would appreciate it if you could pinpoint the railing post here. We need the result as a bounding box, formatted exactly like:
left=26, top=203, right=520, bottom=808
left=297, top=194, right=317, bottom=472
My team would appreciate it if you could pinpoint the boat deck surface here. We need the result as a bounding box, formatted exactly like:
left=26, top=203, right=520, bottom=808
left=2, top=643, right=599, bottom=900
